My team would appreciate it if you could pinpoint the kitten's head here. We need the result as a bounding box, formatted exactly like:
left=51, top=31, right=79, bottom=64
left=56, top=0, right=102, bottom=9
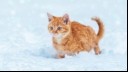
left=47, top=13, right=70, bottom=38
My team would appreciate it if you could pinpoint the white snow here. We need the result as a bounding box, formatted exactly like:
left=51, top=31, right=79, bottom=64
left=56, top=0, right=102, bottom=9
left=0, top=0, right=127, bottom=71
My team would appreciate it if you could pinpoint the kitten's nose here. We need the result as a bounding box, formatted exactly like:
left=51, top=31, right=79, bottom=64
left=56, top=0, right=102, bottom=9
left=53, top=31, right=57, bottom=34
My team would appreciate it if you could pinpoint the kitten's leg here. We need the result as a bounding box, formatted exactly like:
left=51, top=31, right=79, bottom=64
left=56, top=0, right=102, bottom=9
left=57, top=53, right=65, bottom=59
left=94, top=45, right=101, bottom=55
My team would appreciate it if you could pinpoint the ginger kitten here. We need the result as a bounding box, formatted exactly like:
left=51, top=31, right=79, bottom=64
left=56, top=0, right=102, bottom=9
left=47, top=13, right=104, bottom=58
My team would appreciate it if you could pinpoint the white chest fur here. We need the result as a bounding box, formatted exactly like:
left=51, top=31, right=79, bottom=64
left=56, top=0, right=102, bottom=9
left=54, top=34, right=63, bottom=44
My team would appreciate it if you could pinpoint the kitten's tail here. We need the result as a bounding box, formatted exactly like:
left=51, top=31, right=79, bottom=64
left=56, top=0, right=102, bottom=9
left=92, top=17, right=104, bottom=41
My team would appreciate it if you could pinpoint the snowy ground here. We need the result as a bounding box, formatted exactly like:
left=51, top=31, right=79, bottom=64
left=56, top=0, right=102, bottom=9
left=0, top=0, right=127, bottom=71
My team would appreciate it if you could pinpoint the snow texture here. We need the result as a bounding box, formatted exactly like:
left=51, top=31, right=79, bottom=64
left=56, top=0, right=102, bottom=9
left=0, top=0, right=127, bottom=71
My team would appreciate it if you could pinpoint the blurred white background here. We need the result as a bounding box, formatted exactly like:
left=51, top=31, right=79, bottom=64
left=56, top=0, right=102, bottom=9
left=0, top=0, right=127, bottom=71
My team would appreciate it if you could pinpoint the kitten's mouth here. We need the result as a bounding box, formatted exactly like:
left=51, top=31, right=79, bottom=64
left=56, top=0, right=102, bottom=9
left=51, top=33, right=63, bottom=38
left=52, top=34, right=58, bottom=37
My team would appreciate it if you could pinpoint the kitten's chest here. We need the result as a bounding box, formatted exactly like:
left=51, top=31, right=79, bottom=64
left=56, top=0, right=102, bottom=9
left=53, top=34, right=63, bottom=44
left=56, top=37, right=62, bottom=44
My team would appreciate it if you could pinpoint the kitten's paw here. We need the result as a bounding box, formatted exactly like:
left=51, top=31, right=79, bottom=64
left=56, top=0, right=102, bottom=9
left=57, top=54, right=65, bottom=59
left=95, top=51, right=102, bottom=55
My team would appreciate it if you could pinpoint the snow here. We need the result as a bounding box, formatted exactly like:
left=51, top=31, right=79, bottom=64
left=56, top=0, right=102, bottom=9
left=0, top=0, right=127, bottom=71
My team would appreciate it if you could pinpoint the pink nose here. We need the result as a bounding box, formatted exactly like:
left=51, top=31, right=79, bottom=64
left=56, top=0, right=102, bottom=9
left=53, top=31, right=57, bottom=34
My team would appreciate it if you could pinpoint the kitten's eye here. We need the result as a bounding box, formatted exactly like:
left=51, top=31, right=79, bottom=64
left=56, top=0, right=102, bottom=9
left=50, top=27, right=53, bottom=30
left=57, top=27, right=62, bottom=30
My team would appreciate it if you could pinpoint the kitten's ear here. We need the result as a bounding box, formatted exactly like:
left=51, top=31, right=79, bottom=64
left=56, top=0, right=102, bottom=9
left=47, top=13, right=53, bottom=22
left=62, top=14, right=69, bottom=24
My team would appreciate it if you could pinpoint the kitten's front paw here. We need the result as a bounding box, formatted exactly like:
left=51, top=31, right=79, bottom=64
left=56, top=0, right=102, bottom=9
left=95, top=51, right=102, bottom=55
left=57, top=54, right=65, bottom=59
